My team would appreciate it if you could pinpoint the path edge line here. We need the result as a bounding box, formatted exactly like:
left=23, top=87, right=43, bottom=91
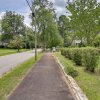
left=53, top=54, right=88, bottom=100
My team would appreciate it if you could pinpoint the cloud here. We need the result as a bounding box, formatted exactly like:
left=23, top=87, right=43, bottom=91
left=50, top=0, right=67, bottom=18
left=0, top=12, right=5, bottom=20
left=18, top=8, right=31, bottom=27
left=22, top=0, right=67, bottom=22
left=0, top=0, right=32, bottom=12
left=0, top=8, right=31, bottom=27
left=0, top=0, right=67, bottom=26
left=1, top=0, right=99, bottom=27
left=0, top=0, right=32, bottom=27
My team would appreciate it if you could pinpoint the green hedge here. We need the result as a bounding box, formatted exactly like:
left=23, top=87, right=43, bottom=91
left=65, top=66, right=78, bottom=77
left=61, top=47, right=99, bottom=72
left=73, top=48, right=82, bottom=65
left=83, top=48, right=99, bottom=72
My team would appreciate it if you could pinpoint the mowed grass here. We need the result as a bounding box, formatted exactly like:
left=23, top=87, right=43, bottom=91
left=0, top=53, right=44, bottom=100
left=55, top=52, right=100, bottom=100
left=0, top=48, right=29, bottom=56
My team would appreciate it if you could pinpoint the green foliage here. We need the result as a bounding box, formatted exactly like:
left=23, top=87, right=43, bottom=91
left=61, top=48, right=66, bottom=55
left=83, top=48, right=98, bottom=72
left=64, top=31, right=74, bottom=47
left=65, top=66, right=78, bottom=78
left=59, top=0, right=100, bottom=46
left=8, top=35, right=23, bottom=52
left=0, top=34, right=13, bottom=43
left=58, top=15, right=76, bottom=47
left=31, top=0, right=62, bottom=49
left=67, top=49, right=74, bottom=59
left=55, top=52, right=100, bottom=100
left=1, top=11, right=25, bottom=35
left=61, top=48, right=73, bottom=59
left=58, top=15, right=69, bottom=36
left=75, top=66, right=100, bottom=100
left=0, top=34, right=1, bottom=41
left=55, top=52, right=78, bottom=77
left=1, top=11, right=25, bottom=44
left=73, top=48, right=82, bottom=65
left=24, top=27, right=35, bottom=49
left=93, top=34, right=100, bottom=47
left=61, top=47, right=99, bottom=72
left=66, top=49, right=72, bottom=59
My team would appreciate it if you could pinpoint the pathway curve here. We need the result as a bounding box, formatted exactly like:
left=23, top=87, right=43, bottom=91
left=8, top=53, right=75, bottom=100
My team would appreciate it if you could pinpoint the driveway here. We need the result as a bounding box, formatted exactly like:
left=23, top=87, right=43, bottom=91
left=0, top=50, right=41, bottom=76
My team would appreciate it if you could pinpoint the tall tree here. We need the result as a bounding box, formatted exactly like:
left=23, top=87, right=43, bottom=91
left=58, top=15, right=75, bottom=46
left=58, top=15, right=70, bottom=38
left=24, top=27, right=35, bottom=49
left=66, top=0, right=100, bottom=46
left=9, top=35, right=23, bottom=52
left=31, top=0, right=62, bottom=50
left=1, top=11, right=25, bottom=43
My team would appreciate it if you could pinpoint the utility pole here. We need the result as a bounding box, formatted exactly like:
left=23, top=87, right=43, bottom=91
left=25, top=0, right=37, bottom=60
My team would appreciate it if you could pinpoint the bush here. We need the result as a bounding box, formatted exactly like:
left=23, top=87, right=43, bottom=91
left=97, top=48, right=100, bottom=54
left=61, top=47, right=99, bottom=72
left=73, top=48, right=82, bottom=65
left=8, top=35, right=23, bottom=52
left=66, top=66, right=78, bottom=77
left=66, top=49, right=74, bottom=59
left=93, top=34, right=100, bottom=47
left=83, top=48, right=98, bottom=72
left=61, top=48, right=66, bottom=56
left=64, top=61, right=78, bottom=78
left=61, top=48, right=74, bottom=59
left=66, top=49, right=71, bottom=59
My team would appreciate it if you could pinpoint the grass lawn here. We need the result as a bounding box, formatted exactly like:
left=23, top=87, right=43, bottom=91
left=0, top=53, right=44, bottom=100
left=0, top=48, right=29, bottom=56
left=55, top=52, right=100, bottom=100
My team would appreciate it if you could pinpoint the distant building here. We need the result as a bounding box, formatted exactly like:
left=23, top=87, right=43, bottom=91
left=72, top=40, right=81, bottom=46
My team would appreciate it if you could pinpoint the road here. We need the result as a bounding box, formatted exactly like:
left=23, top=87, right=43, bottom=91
left=8, top=53, right=75, bottom=100
left=0, top=50, right=41, bottom=76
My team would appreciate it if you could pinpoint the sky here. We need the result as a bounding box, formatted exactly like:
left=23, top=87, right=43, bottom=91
left=0, top=0, right=100, bottom=27
left=0, top=0, right=67, bottom=27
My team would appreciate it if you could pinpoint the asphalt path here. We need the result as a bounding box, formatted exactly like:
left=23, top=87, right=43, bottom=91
left=8, top=53, right=75, bottom=100
left=0, top=50, right=41, bottom=76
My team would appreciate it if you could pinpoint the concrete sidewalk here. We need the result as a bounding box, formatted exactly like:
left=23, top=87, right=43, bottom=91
left=8, top=53, right=75, bottom=100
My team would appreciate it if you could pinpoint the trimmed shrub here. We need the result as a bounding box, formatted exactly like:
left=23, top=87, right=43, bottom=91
left=66, top=67, right=78, bottom=77
left=61, top=48, right=66, bottom=56
left=83, top=48, right=98, bottom=72
left=97, top=48, right=100, bottom=54
left=66, top=49, right=73, bottom=59
left=93, top=34, right=100, bottom=47
left=66, top=49, right=71, bottom=59
left=73, top=48, right=82, bottom=65
left=61, top=47, right=99, bottom=72
left=64, top=64, right=78, bottom=78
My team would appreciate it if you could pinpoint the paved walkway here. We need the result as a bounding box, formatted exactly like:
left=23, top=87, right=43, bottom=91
left=8, top=53, right=75, bottom=100
left=0, top=50, right=41, bottom=76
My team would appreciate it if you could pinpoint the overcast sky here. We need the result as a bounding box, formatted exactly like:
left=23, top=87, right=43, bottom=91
left=0, top=0, right=67, bottom=27
left=0, top=0, right=100, bottom=27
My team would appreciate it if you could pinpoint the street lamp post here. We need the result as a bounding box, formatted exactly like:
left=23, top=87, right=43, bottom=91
left=25, top=0, right=37, bottom=60
left=33, top=14, right=37, bottom=61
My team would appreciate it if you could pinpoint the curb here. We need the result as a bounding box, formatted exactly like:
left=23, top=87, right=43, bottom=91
left=53, top=54, right=88, bottom=100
